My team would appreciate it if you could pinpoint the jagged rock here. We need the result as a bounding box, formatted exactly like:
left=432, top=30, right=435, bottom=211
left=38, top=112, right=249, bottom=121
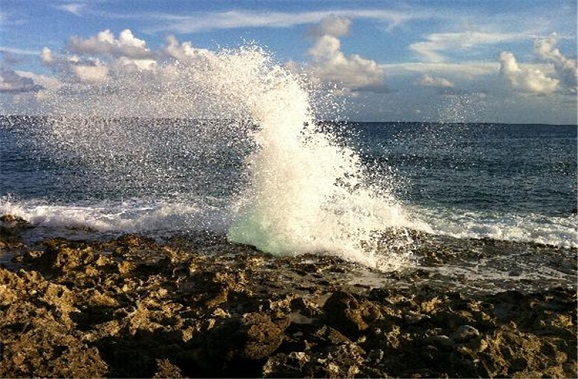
left=0, top=214, right=31, bottom=246
left=153, top=358, right=184, bottom=378
left=323, top=291, right=369, bottom=339
left=451, top=324, right=480, bottom=342
left=242, top=312, right=287, bottom=359
left=0, top=228, right=576, bottom=378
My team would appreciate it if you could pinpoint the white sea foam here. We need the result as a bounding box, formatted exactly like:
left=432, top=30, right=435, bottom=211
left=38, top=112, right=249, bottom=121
left=2, top=197, right=575, bottom=250
left=0, top=196, right=231, bottom=235
left=213, top=49, right=418, bottom=269
left=412, top=206, right=578, bottom=248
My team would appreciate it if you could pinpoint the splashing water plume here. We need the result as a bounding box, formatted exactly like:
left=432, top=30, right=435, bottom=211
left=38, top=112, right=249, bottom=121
left=35, top=43, right=415, bottom=270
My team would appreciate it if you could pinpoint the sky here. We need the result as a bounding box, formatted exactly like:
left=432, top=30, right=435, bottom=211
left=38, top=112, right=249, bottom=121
left=0, top=0, right=576, bottom=124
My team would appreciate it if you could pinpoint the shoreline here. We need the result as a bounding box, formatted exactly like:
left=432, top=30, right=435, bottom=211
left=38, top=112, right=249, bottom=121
left=1, top=215, right=576, bottom=377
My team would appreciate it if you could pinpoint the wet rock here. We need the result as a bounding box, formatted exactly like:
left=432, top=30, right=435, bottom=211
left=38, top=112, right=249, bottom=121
left=153, top=358, right=184, bottom=378
left=0, top=229, right=576, bottom=378
left=427, top=334, right=455, bottom=349
left=0, top=267, right=108, bottom=377
left=451, top=324, right=480, bottom=342
left=242, top=312, right=287, bottom=359
left=0, top=214, right=31, bottom=247
left=323, top=291, right=371, bottom=339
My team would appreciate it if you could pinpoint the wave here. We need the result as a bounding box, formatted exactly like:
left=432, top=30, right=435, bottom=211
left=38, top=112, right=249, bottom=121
left=411, top=205, right=577, bottom=248
left=2, top=196, right=575, bottom=252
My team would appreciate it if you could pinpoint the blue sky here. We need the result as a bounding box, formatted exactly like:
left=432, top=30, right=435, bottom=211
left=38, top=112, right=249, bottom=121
left=1, top=0, right=576, bottom=123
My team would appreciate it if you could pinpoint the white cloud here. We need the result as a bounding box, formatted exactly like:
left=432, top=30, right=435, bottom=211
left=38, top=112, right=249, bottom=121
left=41, top=45, right=111, bottom=83
left=45, top=29, right=161, bottom=81
left=24, top=23, right=388, bottom=117
left=162, top=35, right=217, bottom=64
left=40, top=30, right=184, bottom=86
left=416, top=75, right=454, bottom=88
left=40, top=47, right=53, bottom=63
left=534, top=33, right=577, bottom=94
left=70, top=62, right=109, bottom=83
left=114, top=57, right=157, bottom=72
left=0, top=69, right=43, bottom=93
left=16, top=70, right=60, bottom=91
left=381, top=62, right=499, bottom=78
left=498, top=34, right=576, bottom=96
left=411, top=31, right=526, bottom=62
left=68, top=29, right=153, bottom=59
left=306, top=16, right=385, bottom=93
left=149, top=10, right=323, bottom=34
left=499, top=51, right=559, bottom=95
left=147, top=9, right=419, bottom=34
left=309, top=14, right=351, bottom=38
left=0, top=46, right=39, bottom=56
left=55, top=3, right=84, bottom=16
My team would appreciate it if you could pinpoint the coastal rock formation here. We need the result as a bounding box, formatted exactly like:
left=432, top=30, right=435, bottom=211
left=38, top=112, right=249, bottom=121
left=0, top=215, right=31, bottom=248
left=0, top=219, right=576, bottom=377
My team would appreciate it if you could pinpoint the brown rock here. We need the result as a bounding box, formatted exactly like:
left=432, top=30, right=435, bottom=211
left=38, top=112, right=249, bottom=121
left=0, top=230, right=576, bottom=378
left=323, top=291, right=369, bottom=339
left=0, top=214, right=31, bottom=244
left=243, top=312, right=286, bottom=360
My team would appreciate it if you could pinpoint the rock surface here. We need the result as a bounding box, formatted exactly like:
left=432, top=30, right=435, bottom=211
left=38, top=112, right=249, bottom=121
left=0, top=218, right=576, bottom=378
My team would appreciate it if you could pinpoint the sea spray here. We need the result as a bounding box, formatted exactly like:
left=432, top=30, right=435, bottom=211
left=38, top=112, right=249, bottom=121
left=210, top=48, right=417, bottom=269
left=28, top=42, right=417, bottom=270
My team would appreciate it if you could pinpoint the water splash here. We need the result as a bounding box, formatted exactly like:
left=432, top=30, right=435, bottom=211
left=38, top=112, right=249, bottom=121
left=32, top=44, right=417, bottom=270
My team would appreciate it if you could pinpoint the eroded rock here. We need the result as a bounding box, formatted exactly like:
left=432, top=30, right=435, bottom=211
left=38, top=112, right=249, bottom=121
left=0, top=228, right=575, bottom=378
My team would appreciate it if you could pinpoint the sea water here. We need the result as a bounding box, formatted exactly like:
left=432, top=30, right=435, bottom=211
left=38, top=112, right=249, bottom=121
left=0, top=46, right=576, bottom=272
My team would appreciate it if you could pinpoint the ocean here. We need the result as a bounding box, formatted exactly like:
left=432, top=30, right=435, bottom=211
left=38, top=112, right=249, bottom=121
left=1, top=116, right=576, bottom=248
left=0, top=46, right=576, bottom=285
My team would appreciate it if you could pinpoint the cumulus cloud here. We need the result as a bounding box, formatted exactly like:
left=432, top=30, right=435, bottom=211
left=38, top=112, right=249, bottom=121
left=162, top=35, right=217, bottom=64
left=24, top=24, right=387, bottom=117
left=113, top=56, right=157, bottom=73
left=40, top=30, right=162, bottom=83
left=68, top=29, right=154, bottom=59
left=306, top=15, right=385, bottom=93
left=499, top=51, right=559, bottom=95
left=22, top=20, right=386, bottom=112
left=69, top=61, right=109, bottom=83
left=40, top=46, right=109, bottom=83
left=416, top=74, right=454, bottom=88
left=309, top=14, right=351, bottom=38
left=16, top=71, right=60, bottom=92
left=40, top=47, right=53, bottom=63
left=499, top=34, right=576, bottom=95
left=534, top=33, right=577, bottom=94
left=0, top=69, right=43, bottom=93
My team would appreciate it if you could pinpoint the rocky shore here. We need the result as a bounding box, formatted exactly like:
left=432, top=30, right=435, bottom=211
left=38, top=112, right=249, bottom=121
left=0, top=215, right=576, bottom=378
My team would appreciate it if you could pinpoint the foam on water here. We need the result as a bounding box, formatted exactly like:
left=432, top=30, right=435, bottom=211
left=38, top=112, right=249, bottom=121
left=412, top=206, right=577, bottom=248
left=0, top=196, right=230, bottom=235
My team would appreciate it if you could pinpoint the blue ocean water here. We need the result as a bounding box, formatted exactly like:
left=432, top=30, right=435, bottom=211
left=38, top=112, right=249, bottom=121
left=0, top=116, right=576, bottom=249
left=347, top=122, right=577, bottom=215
